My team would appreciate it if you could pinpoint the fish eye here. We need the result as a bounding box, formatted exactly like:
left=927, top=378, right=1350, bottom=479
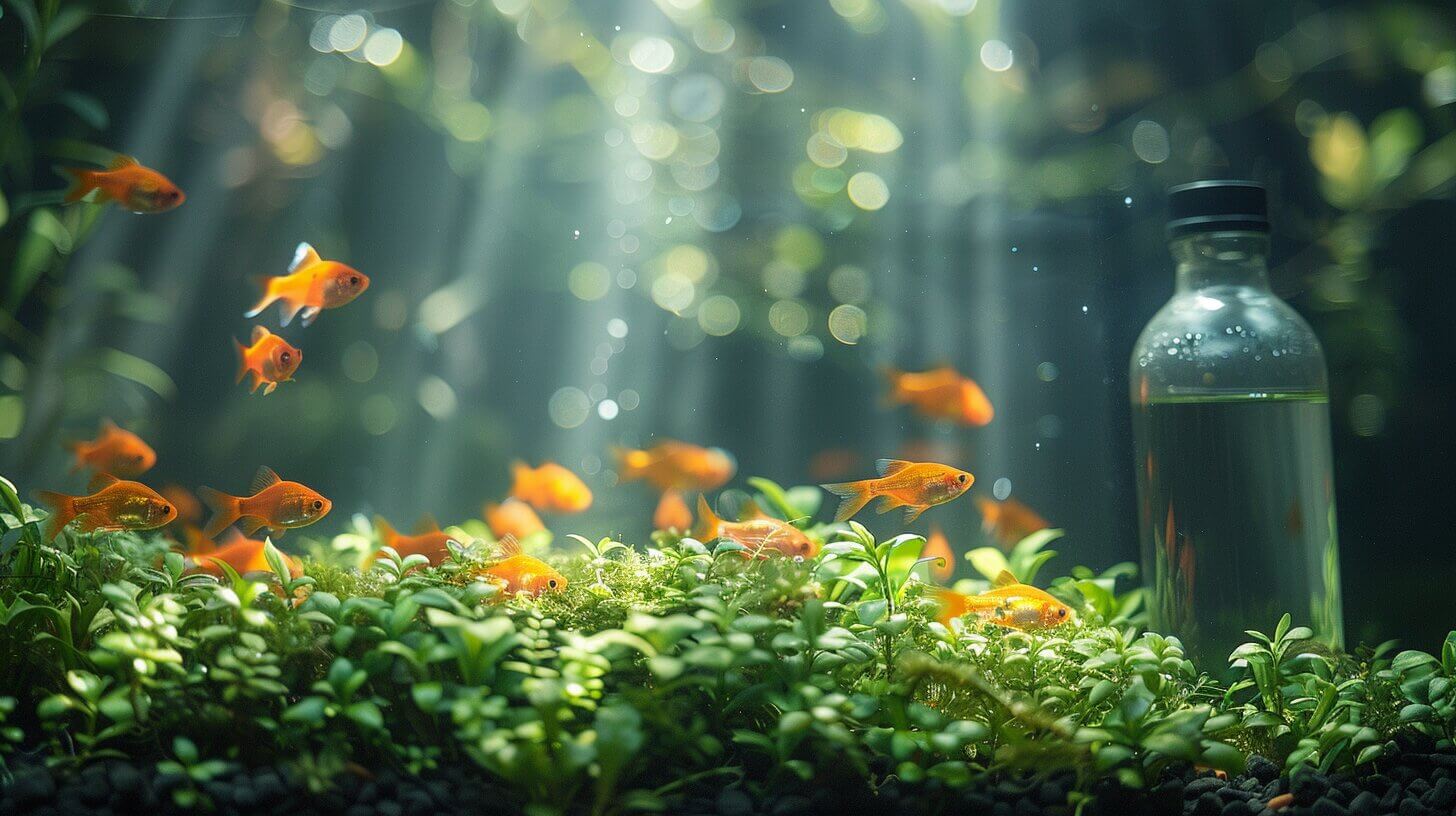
left=957, top=474, right=968, bottom=484
left=312, top=500, right=323, bottom=510
left=1058, top=608, right=1067, bottom=618
left=548, top=579, right=559, bottom=588
left=349, top=276, right=360, bottom=286
left=280, top=351, right=291, bottom=363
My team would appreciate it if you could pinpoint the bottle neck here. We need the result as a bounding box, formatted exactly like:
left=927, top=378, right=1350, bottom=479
left=1169, top=232, right=1271, bottom=292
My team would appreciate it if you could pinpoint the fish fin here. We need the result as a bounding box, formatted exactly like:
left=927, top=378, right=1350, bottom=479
left=234, top=337, right=250, bottom=384
left=497, top=534, right=521, bottom=557
left=299, top=306, right=321, bottom=327
left=61, top=166, right=101, bottom=202
left=289, top=242, right=321, bottom=274
left=100, top=417, right=119, bottom=433
left=993, top=569, right=1019, bottom=588
left=249, top=372, right=264, bottom=394
left=36, top=491, right=77, bottom=542
left=108, top=154, right=140, bottom=170
left=692, top=494, right=721, bottom=541
left=414, top=514, right=441, bottom=534
left=875, top=459, right=913, bottom=478
left=903, top=505, right=927, bottom=525
left=251, top=325, right=271, bottom=344
left=820, top=480, right=874, bottom=522
left=373, top=515, right=398, bottom=547
left=250, top=466, right=282, bottom=494
left=238, top=517, right=267, bottom=537
left=244, top=279, right=279, bottom=319
left=880, top=366, right=907, bottom=405
left=86, top=473, right=120, bottom=492
left=198, top=487, right=242, bottom=539
left=873, top=495, right=905, bottom=514
left=217, top=528, right=247, bottom=547
left=263, top=381, right=276, bottom=395
left=277, top=299, right=305, bottom=328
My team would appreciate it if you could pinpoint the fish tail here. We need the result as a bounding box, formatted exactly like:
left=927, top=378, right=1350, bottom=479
left=820, top=479, right=875, bottom=522
left=373, top=515, right=398, bottom=548
left=233, top=337, right=249, bottom=384
left=509, top=461, right=533, bottom=502
left=244, top=277, right=279, bottom=319
left=36, top=491, right=77, bottom=541
left=198, top=486, right=242, bottom=539
left=610, top=446, right=644, bottom=481
left=880, top=365, right=907, bottom=405
left=60, top=167, right=102, bottom=204
left=692, top=494, right=721, bottom=542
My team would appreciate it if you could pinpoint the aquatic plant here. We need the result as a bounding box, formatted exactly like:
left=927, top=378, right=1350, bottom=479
left=0, top=474, right=1453, bottom=813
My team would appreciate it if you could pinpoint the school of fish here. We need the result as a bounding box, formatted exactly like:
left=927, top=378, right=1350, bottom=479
left=38, top=154, right=1076, bottom=624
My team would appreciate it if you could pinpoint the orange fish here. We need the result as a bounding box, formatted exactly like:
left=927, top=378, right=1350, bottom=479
left=693, top=495, right=817, bottom=560
left=614, top=440, right=736, bottom=492
left=67, top=419, right=156, bottom=478
left=822, top=459, right=974, bottom=525
left=176, top=523, right=216, bottom=555
left=485, top=498, right=546, bottom=540
left=885, top=366, right=993, bottom=426
left=37, top=474, right=176, bottom=541
left=653, top=489, right=693, bottom=532
left=245, top=242, right=369, bottom=327
left=975, top=496, right=1050, bottom=549
left=510, top=461, right=592, bottom=513
left=188, top=529, right=303, bottom=579
left=198, top=466, right=332, bottom=539
left=233, top=326, right=301, bottom=395
left=924, top=525, right=955, bottom=583
left=61, top=155, right=184, bottom=213
left=161, top=485, right=203, bottom=526
left=371, top=515, right=459, bottom=565
left=932, top=570, right=1075, bottom=629
left=474, top=535, right=567, bottom=596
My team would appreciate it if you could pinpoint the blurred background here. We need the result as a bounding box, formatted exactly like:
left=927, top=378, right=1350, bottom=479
left=1, top=0, right=1452, bottom=649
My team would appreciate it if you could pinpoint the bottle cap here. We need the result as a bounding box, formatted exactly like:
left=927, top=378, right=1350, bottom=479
left=1165, top=180, right=1269, bottom=238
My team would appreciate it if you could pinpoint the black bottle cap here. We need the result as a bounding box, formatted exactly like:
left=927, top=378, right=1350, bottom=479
left=1165, top=180, right=1269, bottom=238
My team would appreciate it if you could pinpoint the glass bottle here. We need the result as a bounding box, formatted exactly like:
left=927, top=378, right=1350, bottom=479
left=1130, top=181, right=1343, bottom=671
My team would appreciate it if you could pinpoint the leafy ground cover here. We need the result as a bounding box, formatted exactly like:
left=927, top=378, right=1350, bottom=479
left=0, top=475, right=1452, bottom=815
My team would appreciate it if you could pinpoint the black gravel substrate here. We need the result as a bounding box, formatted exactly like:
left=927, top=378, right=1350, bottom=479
left=2, top=740, right=1452, bottom=815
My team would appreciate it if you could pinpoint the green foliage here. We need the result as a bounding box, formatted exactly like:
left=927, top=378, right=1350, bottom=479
left=0, top=475, right=1453, bottom=811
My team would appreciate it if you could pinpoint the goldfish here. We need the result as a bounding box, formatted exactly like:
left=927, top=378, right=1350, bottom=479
left=198, top=466, right=332, bottom=539
left=233, top=326, right=301, bottom=395
left=932, top=570, right=1075, bottom=630
left=371, top=515, right=459, bottom=565
left=67, top=419, right=156, bottom=478
left=653, top=489, right=693, bottom=532
left=38, top=474, right=176, bottom=541
left=245, top=242, right=369, bottom=328
left=188, top=529, right=303, bottom=579
left=61, top=155, right=184, bottom=213
left=693, top=495, right=817, bottom=560
left=924, top=525, right=955, bottom=583
left=474, top=535, right=567, bottom=596
left=975, top=496, right=1050, bottom=549
left=821, top=459, right=974, bottom=525
left=161, top=485, right=203, bottom=526
left=176, top=523, right=216, bottom=555
left=485, top=498, right=546, bottom=540
left=614, top=441, right=736, bottom=493
left=885, top=366, right=994, bottom=426
left=510, top=461, right=592, bottom=513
